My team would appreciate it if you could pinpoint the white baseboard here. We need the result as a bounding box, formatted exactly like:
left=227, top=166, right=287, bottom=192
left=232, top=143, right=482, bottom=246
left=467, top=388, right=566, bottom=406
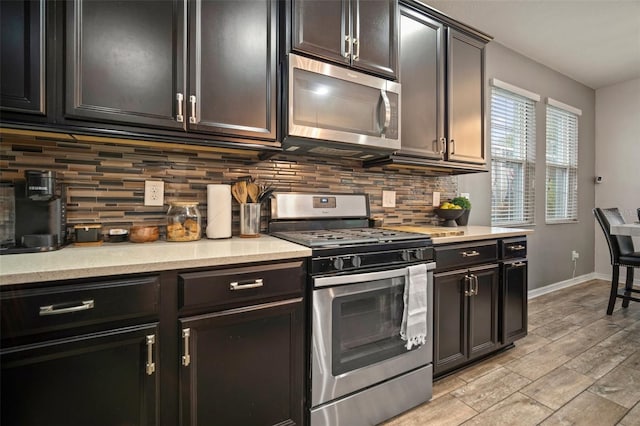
left=529, top=272, right=640, bottom=300
left=593, top=272, right=640, bottom=286
left=528, top=273, right=599, bottom=299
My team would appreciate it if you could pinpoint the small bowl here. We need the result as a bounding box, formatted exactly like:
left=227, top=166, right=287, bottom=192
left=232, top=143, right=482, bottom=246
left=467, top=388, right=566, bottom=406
left=435, top=208, right=464, bottom=227
left=129, top=226, right=159, bottom=243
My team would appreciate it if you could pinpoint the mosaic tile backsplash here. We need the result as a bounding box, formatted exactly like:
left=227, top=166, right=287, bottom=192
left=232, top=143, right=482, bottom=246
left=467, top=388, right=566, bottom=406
left=0, top=134, right=457, bottom=238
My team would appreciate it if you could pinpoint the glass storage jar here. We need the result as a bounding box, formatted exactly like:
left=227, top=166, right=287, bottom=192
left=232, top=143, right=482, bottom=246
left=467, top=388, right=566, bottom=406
left=166, top=201, right=202, bottom=242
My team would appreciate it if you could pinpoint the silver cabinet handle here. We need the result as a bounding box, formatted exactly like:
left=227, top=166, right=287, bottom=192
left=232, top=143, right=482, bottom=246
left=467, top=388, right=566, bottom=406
left=461, top=250, right=480, bottom=257
left=508, top=245, right=526, bottom=251
left=440, top=137, right=447, bottom=154
left=380, top=89, right=391, bottom=134
left=472, top=275, right=479, bottom=296
left=39, top=300, right=94, bottom=316
left=512, top=261, right=527, bottom=268
left=450, top=139, right=455, bottom=155
left=344, top=35, right=351, bottom=59
left=353, top=38, right=360, bottom=60
left=176, top=93, right=184, bottom=122
left=230, top=278, right=264, bottom=291
left=463, top=275, right=471, bottom=296
left=182, top=328, right=191, bottom=367
left=189, top=95, right=197, bottom=124
left=146, top=334, right=156, bottom=375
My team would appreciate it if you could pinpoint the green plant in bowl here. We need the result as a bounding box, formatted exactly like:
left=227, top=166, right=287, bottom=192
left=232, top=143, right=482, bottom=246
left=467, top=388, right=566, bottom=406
left=451, top=196, right=471, bottom=226
left=451, top=196, right=471, bottom=210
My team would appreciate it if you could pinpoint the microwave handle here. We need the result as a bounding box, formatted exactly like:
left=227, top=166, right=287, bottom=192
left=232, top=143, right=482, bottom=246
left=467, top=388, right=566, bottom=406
left=379, top=89, right=391, bottom=134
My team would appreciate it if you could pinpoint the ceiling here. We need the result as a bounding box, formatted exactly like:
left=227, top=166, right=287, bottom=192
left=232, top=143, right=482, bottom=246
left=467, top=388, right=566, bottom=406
left=423, top=0, right=640, bottom=89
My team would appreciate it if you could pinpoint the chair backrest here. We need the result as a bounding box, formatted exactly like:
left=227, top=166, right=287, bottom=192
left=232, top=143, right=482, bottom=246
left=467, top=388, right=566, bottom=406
left=593, top=207, right=635, bottom=265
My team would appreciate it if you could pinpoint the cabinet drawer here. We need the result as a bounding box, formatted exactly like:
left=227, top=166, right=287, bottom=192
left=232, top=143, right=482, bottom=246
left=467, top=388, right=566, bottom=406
left=179, top=260, right=306, bottom=313
left=501, top=238, right=527, bottom=259
left=435, top=240, right=498, bottom=271
left=1, top=276, right=160, bottom=340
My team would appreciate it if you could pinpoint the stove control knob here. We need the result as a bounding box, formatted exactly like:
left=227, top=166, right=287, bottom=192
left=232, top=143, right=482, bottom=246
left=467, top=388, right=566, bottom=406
left=351, top=255, right=361, bottom=268
left=333, top=257, right=345, bottom=270
left=414, top=249, right=425, bottom=260
left=401, top=250, right=411, bottom=262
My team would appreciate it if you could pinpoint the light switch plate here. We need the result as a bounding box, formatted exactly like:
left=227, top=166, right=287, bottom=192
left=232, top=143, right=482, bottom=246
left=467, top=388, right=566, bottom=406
left=433, top=191, right=440, bottom=207
left=382, top=190, right=396, bottom=208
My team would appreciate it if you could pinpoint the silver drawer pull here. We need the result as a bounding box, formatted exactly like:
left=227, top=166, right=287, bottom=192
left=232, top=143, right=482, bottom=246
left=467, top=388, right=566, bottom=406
left=146, top=335, right=156, bottom=375
left=182, top=328, right=191, bottom=367
left=230, top=279, right=264, bottom=291
left=461, top=250, right=480, bottom=257
left=508, top=245, right=526, bottom=251
left=39, top=300, right=94, bottom=316
left=512, top=261, right=527, bottom=268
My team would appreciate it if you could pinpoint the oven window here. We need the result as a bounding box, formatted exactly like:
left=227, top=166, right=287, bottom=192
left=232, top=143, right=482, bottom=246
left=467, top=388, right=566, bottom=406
left=331, top=276, right=409, bottom=375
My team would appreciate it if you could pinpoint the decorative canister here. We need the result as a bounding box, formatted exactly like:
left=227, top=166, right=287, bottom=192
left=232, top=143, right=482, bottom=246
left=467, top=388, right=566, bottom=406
left=166, top=201, right=202, bottom=242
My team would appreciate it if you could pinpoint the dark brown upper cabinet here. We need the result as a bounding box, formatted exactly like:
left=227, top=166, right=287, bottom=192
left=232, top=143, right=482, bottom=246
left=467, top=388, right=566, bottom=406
left=292, top=0, right=399, bottom=79
left=447, top=29, right=485, bottom=165
left=0, top=0, right=46, bottom=116
left=366, top=3, right=490, bottom=173
left=65, top=0, right=277, bottom=141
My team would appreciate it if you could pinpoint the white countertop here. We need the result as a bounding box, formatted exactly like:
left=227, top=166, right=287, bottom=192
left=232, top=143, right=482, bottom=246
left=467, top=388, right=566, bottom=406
left=430, top=225, right=533, bottom=244
left=0, top=226, right=532, bottom=286
left=0, top=236, right=312, bottom=286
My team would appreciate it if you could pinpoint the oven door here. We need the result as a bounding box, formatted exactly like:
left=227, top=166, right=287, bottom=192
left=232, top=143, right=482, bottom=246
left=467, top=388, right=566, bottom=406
left=311, top=263, right=434, bottom=407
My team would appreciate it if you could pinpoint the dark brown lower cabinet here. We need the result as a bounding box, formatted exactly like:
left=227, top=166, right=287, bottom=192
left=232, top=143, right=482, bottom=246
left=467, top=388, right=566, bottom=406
left=1, top=323, right=159, bottom=426
left=179, top=298, right=304, bottom=426
left=502, top=259, right=528, bottom=344
left=434, top=264, right=499, bottom=377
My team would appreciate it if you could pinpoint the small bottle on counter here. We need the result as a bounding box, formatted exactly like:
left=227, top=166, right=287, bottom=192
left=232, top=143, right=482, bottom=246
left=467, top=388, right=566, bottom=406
left=166, top=201, right=202, bottom=242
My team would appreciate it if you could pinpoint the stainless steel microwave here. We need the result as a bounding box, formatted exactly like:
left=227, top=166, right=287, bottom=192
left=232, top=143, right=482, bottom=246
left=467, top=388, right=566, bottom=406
left=284, top=53, right=401, bottom=160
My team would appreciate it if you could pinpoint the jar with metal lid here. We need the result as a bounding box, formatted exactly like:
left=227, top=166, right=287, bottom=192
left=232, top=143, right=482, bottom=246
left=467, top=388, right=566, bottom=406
left=166, top=201, right=202, bottom=242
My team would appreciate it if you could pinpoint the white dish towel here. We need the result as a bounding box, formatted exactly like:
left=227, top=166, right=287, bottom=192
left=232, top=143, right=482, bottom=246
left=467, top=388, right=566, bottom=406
left=400, top=263, right=428, bottom=350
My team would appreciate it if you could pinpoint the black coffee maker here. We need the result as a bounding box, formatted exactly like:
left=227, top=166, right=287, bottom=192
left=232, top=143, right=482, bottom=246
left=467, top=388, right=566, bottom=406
left=0, top=170, right=67, bottom=254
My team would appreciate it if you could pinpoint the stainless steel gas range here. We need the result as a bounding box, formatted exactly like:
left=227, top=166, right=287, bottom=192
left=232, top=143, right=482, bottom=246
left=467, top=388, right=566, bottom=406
left=269, top=193, right=435, bottom=426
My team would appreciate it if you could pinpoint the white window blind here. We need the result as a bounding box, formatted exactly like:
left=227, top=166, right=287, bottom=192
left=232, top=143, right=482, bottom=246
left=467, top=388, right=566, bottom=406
left=545, top=103, right=579, bottom=223
left=490, top=86, right=536, bottom=226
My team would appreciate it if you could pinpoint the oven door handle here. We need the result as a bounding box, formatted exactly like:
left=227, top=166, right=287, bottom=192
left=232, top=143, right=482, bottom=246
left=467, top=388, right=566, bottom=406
left=314, top=262, right=436, bottom=289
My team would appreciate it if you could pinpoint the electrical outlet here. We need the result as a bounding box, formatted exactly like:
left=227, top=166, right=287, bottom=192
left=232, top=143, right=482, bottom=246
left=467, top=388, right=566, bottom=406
left=144, top=180, right=164, bottom=206
left=433, top=191, right=440, bottom=207
left=460, top=192, right=470, bottom=200
left=382, top=190, right=396, bottom=208
left=572, top=250, right=580, bottom=261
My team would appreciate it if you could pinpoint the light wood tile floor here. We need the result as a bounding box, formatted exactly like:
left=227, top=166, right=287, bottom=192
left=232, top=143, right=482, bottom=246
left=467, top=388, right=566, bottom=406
left=382, top=279, right=640, bottom=426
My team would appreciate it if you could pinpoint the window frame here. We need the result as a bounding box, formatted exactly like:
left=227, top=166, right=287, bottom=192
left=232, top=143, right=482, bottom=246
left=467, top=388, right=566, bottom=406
left=489, top=80, right=538, bottom=227
left=545, top=98, right=581, bottom=224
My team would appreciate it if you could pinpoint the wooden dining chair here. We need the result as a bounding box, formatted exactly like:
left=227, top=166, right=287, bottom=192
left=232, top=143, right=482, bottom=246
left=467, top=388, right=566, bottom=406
left=593, top=208, right=640, bottom=314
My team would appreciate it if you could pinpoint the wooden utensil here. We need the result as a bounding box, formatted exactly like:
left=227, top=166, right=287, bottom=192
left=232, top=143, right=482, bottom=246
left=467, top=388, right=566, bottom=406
left=247, top=182, right=259, bottom=203
left=231, top=183, right=242, bottom=204
left=236, top=181, right=248, bottom=203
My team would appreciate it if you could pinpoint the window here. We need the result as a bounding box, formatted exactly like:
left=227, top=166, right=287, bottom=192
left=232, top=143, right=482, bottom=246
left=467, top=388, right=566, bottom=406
left=490, top=80, right=538, bottom=226
left=545, top=98, right=580, bottom=223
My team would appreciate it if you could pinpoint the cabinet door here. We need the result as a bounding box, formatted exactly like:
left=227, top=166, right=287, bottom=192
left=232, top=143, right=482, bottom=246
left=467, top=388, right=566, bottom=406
left=180, top=298, right=304, bottom=426
left=1, top=324, right=159, bottom=426
left=65, top=0, right=185, bottom=129
left=398, top=6, right=444, bottom=159
left=468, top=265, right=499, bottom=358
left=188, top=0, right=277, bottom=140
left=433, top=270, right=467, bottom=375
left=447, top=29, right=485, bottom=164
left=0, top=0, right=45, bottom=115
left=292, top=0, right=349, bottom=66
left=354, top=0, right=398, bottom=78
left=502, top=260, right=528, bottom=344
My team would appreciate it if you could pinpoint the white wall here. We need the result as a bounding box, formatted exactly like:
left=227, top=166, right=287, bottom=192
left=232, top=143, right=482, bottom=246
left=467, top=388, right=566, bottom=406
left=458, top=42, right=596, bottom=291
left=594, top=78, right=640, bottom=277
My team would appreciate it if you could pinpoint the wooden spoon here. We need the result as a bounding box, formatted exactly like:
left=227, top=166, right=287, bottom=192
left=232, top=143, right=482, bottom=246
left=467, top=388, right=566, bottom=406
left=231, top=183, right=242, bottom=204
left=247, top=182, right=259, bottom=203
left=236, top=181, right=248, bottom=204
